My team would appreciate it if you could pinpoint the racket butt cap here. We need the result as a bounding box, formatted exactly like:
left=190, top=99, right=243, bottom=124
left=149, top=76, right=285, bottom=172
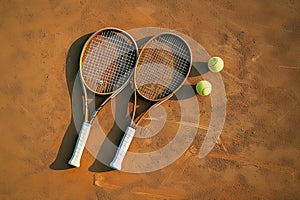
left=110, top=160, right=122, bottom=170
left=68, top=159, right=80, bottom=168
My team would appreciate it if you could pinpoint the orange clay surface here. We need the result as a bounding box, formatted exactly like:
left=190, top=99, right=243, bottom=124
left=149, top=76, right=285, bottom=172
left=0, top=0, right=299, bottom=199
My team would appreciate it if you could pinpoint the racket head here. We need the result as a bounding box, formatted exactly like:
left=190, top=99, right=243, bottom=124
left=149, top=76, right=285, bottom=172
left=80, top=27, right=138, bottom=95
left=134, top=32, right=192, bottom=101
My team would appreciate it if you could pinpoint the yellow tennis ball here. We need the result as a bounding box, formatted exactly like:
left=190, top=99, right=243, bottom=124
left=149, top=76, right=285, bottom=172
left=196, top=80, right=212, bottom=96
left=208, top=57, right=224, bottom=72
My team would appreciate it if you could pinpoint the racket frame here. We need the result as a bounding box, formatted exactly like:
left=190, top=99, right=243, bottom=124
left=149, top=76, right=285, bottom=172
left=110, top=32, right=192, bottom=170
left=134, top=32, right=192, bottom=102
left=68, top=27, right=138, bottom=167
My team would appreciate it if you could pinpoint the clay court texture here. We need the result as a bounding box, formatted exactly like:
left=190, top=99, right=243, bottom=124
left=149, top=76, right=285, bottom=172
left=0, top=0, right=299, bottom=199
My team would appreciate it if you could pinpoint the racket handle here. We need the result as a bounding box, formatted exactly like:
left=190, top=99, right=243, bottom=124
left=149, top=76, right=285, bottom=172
left=110, top=126, right=136, bottom=170
left=68, top=122, right=91, bottom=167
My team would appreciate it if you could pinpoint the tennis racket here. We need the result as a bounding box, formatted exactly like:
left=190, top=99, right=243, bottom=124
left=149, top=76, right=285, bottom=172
left=110, top=32, right=192, bottom=170
left=68, top=27, right=138, bottom=167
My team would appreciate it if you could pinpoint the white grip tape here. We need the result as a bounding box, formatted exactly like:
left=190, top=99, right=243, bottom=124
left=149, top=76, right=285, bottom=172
left=68, top=122, right=91, bottom=167
left=110, top=126, right=136, bottom=170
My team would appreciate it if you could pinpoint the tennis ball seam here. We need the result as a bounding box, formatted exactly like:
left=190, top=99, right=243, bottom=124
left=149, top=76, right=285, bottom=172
left=202, top=88, right=209, bottom=95
left=210, top=59, right=218, bottom=67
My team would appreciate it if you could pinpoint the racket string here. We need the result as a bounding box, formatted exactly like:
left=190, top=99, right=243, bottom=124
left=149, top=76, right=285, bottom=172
left=95, top=32, right=131, bottom=91
left=88, top=31, right=114, bottom=88
left=159, top=35, right=191, bottom=97
left=138, top=44, right=175, bottom=95
left=82, top=30, right=137, bottom=94
left=136, top=34, right=191, bottom=100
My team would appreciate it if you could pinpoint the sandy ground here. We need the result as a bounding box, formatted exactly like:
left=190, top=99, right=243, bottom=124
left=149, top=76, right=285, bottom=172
left=0, top=0, right=299, bottom=199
